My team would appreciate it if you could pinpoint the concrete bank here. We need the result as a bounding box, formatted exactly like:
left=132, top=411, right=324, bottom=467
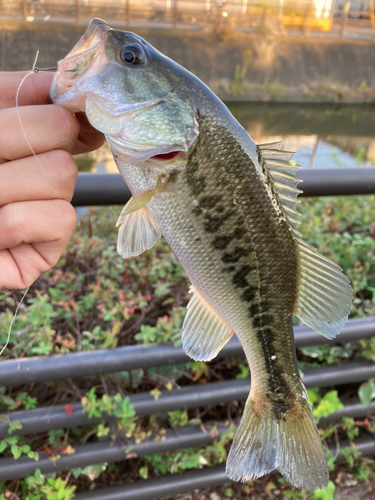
left=1, top=20, right=375, bottom=103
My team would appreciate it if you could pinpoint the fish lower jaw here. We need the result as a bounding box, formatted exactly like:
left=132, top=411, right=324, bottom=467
left=50, top=80, right=86, bottom=113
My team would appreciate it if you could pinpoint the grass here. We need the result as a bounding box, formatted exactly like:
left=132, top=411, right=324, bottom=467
left=0, top=192, right=374, bottom=499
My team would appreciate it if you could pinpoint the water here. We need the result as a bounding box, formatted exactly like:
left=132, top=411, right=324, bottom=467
left=78, top=103, right=375, bottom=172
left=227, top=103, right=375, bottom=169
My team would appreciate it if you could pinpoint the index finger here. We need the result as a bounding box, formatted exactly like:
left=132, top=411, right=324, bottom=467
left=0, top=71, right=54, bottom=109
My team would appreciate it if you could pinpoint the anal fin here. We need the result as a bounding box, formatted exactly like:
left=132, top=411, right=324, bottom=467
left=116, top=207, right=161, bottom=259
left=182, top=287, right=233, bottom=361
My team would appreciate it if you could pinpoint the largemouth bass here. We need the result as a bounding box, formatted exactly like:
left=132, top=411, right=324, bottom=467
left=50, top=19, right=352, bottom=490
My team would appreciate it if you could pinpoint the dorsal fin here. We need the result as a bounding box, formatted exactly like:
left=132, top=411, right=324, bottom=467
left=258, top=143, right=302, bottom=231
left=258, top=142, right=352, bottom=339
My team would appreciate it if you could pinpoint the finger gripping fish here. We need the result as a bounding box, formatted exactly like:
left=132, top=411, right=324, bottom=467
left=50, top=19, right=352, bottom=490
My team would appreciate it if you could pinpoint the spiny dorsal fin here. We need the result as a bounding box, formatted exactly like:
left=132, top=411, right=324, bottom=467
left=182, top=286, right=233, bottom=361
left=258, top=141, right=283, bottom=151
left=116, top=207, right=161, bottom=259
left=258, top=142, right=352, bottom=339
left=258, top=143, right=302, bottom=230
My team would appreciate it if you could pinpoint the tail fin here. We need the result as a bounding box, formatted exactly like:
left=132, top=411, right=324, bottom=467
left=226, top=394, right=329, bottom=491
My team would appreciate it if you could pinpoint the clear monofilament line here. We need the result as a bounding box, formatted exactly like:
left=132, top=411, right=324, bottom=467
left=1, top=50, right=46, bottom=357
left=0, top=287, right=30, bottom=356
left=15, top=50, right=45, bottom=171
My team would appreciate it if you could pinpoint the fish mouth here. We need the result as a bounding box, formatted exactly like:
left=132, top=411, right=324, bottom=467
left=150, top=151, right=181, bottom=161
left=107, top=133, right=191, bottom=164
left=49, top=19, right=110, bottom=111
left=83, top=18, right=109, bottom=38
left=49, top=79, right=84, bottom=112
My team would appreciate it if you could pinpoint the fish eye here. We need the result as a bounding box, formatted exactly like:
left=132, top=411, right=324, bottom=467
left=119, top=44, right=145, bottom=65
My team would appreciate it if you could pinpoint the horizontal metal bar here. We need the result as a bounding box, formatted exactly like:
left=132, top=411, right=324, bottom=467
left=0, top=423, right=228, bottom=480
left=299, top=168, right=375, bottom=197
left=1, top=400, right=375, bottom=482
left=321, top=399, right=375, bottom=424
left=71, top=169, right=375, bottom=207
left=72, top=173, right=131, bottom=207
left=1, top=317, right=373, bottom=387
left=73, top=435, right=375, bottom=500
left=1, top=360, right=374, bottom=438
left=74, top=465, right=228, bottom=500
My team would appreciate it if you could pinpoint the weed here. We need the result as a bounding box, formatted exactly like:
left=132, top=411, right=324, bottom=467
left=340, top=445, right=361, bottom=467
left=360, top=337, right=375, bottom=362
left=357, top=80, right=372, bottom=93
left=307, top=389, right=343, bottom=422
left=358, top=378, right=375, bottom=406
left=312, top=480, right=335, bottom=500
left=353, top=459, right=375, bottom=483
left=0, top=435, right=39, bottom=461
left=134, top=307, right=185, bottom=347
left=168, top=410, right=189, bottom=428
left=81, top=388, right=138, bottom=438
left=72, top=463, right=107, bottom=481
left=341, top=417, right=359, bottom=440
left=228, top=50, right=252, bottom=97
left=303, top=81, right=350, bottom=101
left=249, top=77, right=287, bottom=100
left=22, top=470, right=76, bottom=500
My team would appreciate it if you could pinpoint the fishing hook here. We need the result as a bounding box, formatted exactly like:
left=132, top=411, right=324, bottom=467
left=33, top=67, right=58, bottom=72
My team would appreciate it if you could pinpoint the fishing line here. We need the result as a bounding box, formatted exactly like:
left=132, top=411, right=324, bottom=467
left=2, top=54, right=57, bottom=357
left=0, top=287, right=30, bottom=356
left=15, top=51, right=47, bottom=171
left=15, top=54, right=57, bottom=169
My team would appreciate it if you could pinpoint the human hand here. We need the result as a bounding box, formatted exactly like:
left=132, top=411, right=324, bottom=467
left=0, top=71, right=105, bottom=289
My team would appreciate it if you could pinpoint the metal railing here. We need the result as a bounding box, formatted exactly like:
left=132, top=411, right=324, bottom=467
left=0, top=168, right=374, bottom=498
left=70, top=168, right=375, bottom=207
left=1, top=1, right=375, bottom=39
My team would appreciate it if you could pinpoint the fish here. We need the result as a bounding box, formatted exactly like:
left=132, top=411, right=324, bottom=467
left=50, top=19, right=352, bottom=490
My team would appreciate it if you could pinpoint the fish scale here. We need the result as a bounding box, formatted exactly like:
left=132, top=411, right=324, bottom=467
left=147, top=115, right=300, bottom=405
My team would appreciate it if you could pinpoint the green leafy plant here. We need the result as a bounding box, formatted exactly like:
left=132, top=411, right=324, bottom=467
left=312, top=480, right=335, bottom=500
left=358, top=379, right=375, bottom=406
left=341, top=417, right=359, bottom=440
left=22, top=470, right=76, bottom=500
left=228, top=50, right=252, bottom=97
left=0, top=435, right=39, bottom=461
left=307, top=389, right=344, bottom=422
left=81, top=389, right=137, bottom=438
left=72, top=463, right=107, bottom=480
left=340, top=445, right=361, bottom=467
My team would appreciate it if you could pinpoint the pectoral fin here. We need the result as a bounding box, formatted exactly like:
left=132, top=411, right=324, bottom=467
left=122, top=176, right=164, bottom=215
left=182, top=286, right=233, bottom=361
left=116, top=207, right=161, bottom=259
